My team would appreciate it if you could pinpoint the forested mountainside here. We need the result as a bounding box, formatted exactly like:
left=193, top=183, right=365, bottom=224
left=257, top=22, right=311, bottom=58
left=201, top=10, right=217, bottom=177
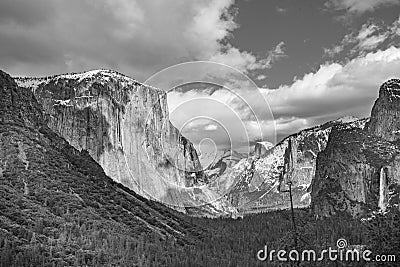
left=312, top=79, right=400, bottom=218
left=0, top=70, right=206, bottom=266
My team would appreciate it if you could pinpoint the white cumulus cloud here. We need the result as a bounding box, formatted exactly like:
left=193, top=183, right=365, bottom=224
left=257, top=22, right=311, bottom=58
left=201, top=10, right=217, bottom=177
left=204, top=124, right=218, bottom=131
left=171, top=46, right=400, bottom=145
left=0, top=0, right=280, bottom=79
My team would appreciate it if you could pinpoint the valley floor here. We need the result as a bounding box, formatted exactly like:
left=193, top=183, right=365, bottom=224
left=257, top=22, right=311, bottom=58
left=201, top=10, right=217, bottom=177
left=3, top=206, right=397, bottom=267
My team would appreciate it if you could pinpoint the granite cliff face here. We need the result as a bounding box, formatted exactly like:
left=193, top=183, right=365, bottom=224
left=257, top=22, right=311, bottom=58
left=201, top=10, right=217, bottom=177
left=312, top=79, right=400, bottom=217
left=0, top=70, right=204, bottom=264
left=366, top=79, right=400, bottom=142
left=16, top=70, right=234, bottom=215
left=203, top=149, right=247, bottom=179
left=311, top=127, right=400, bottom=217
left=253, top=141, right=274, bottom=158
left=206, top=117, right=367, bottom=214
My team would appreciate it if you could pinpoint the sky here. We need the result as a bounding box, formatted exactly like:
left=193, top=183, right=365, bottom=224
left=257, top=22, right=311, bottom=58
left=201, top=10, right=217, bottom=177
left=1, top=0, right=400, bottom=156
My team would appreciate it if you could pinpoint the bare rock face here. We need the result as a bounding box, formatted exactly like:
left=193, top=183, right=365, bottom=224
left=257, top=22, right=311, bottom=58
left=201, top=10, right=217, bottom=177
left=366, top=79, right=400, bottom=142
left=203, top=149, right=247, bottom=179
left=311, top=79, right=400, bottom=217
left=311, top=127, right=400, bottom=217
left=0, top=70, right=205, bottom=264
left=212, top=117, right=367, bottom=214
left=16, top=70, right=234, bottom=215
left=253, top=141, right=274, bottom=158
left=0, top=71, right=46, bottom=128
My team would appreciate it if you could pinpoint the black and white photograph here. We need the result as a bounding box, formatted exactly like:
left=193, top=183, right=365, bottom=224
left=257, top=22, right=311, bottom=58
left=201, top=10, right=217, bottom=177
left=1, top=0, right=400, bottom=266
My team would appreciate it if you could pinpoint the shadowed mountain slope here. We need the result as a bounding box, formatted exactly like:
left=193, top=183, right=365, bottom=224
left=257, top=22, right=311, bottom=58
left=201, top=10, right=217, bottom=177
left=0, top=70, right=204, bottom=266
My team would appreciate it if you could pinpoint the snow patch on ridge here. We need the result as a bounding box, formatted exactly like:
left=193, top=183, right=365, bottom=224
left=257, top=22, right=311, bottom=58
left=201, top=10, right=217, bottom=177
left=15, top=69, right=164, bottom=93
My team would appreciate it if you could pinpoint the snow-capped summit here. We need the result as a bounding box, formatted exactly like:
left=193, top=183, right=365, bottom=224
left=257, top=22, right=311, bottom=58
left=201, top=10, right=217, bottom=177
left=15, top=69, right=163, bottom=93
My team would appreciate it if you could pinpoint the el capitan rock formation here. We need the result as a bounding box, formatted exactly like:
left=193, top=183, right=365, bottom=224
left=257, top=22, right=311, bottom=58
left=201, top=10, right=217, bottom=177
left=15, top=70, right=235, bottom=215
left=0, top=69, right=204, bottom=265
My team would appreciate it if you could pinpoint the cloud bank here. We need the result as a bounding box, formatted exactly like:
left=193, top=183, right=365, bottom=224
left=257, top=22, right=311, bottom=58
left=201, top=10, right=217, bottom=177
left=170, top=45, right=400, bottom=147
left=0, top=0, right=277, bottom=79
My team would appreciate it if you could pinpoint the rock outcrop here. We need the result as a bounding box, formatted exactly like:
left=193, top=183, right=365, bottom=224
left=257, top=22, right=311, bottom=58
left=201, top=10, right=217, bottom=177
left=15, top=70, right=235, bottom=215
left=203, top=149, right=247, bottom=179
left=366, top=79, right=400, bottom=142
left=253, top=141, right=274, bottom=158
left=311, top=127, right=400, bottom=217
left=312, top=79, right=400, bottom=217
left=0, top=69, right=204, bottom=265
left=207, top=117, right=367, bottom=214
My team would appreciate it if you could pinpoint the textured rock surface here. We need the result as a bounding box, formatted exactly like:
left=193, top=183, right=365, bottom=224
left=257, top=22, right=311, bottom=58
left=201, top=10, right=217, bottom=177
left=253, top=141, right=274, bottom=158
left=366, top=79, right=400, bottom=142
left=16, top=70, right=235, bottom=215
left=203, top=149, right=247, bottom=179
left=312, top=79, right=400, bottom=217
left=0, top=69, right=202, bottom=238
left=311, top=127, right=400, bottom=217
left=207, top=117, right=367, bottom=214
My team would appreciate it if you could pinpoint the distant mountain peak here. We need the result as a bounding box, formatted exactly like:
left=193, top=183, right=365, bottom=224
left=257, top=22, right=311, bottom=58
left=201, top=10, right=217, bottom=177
left=218, top=116, right=369, bottom=214
left=334, top=115, right=359, bottom=123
